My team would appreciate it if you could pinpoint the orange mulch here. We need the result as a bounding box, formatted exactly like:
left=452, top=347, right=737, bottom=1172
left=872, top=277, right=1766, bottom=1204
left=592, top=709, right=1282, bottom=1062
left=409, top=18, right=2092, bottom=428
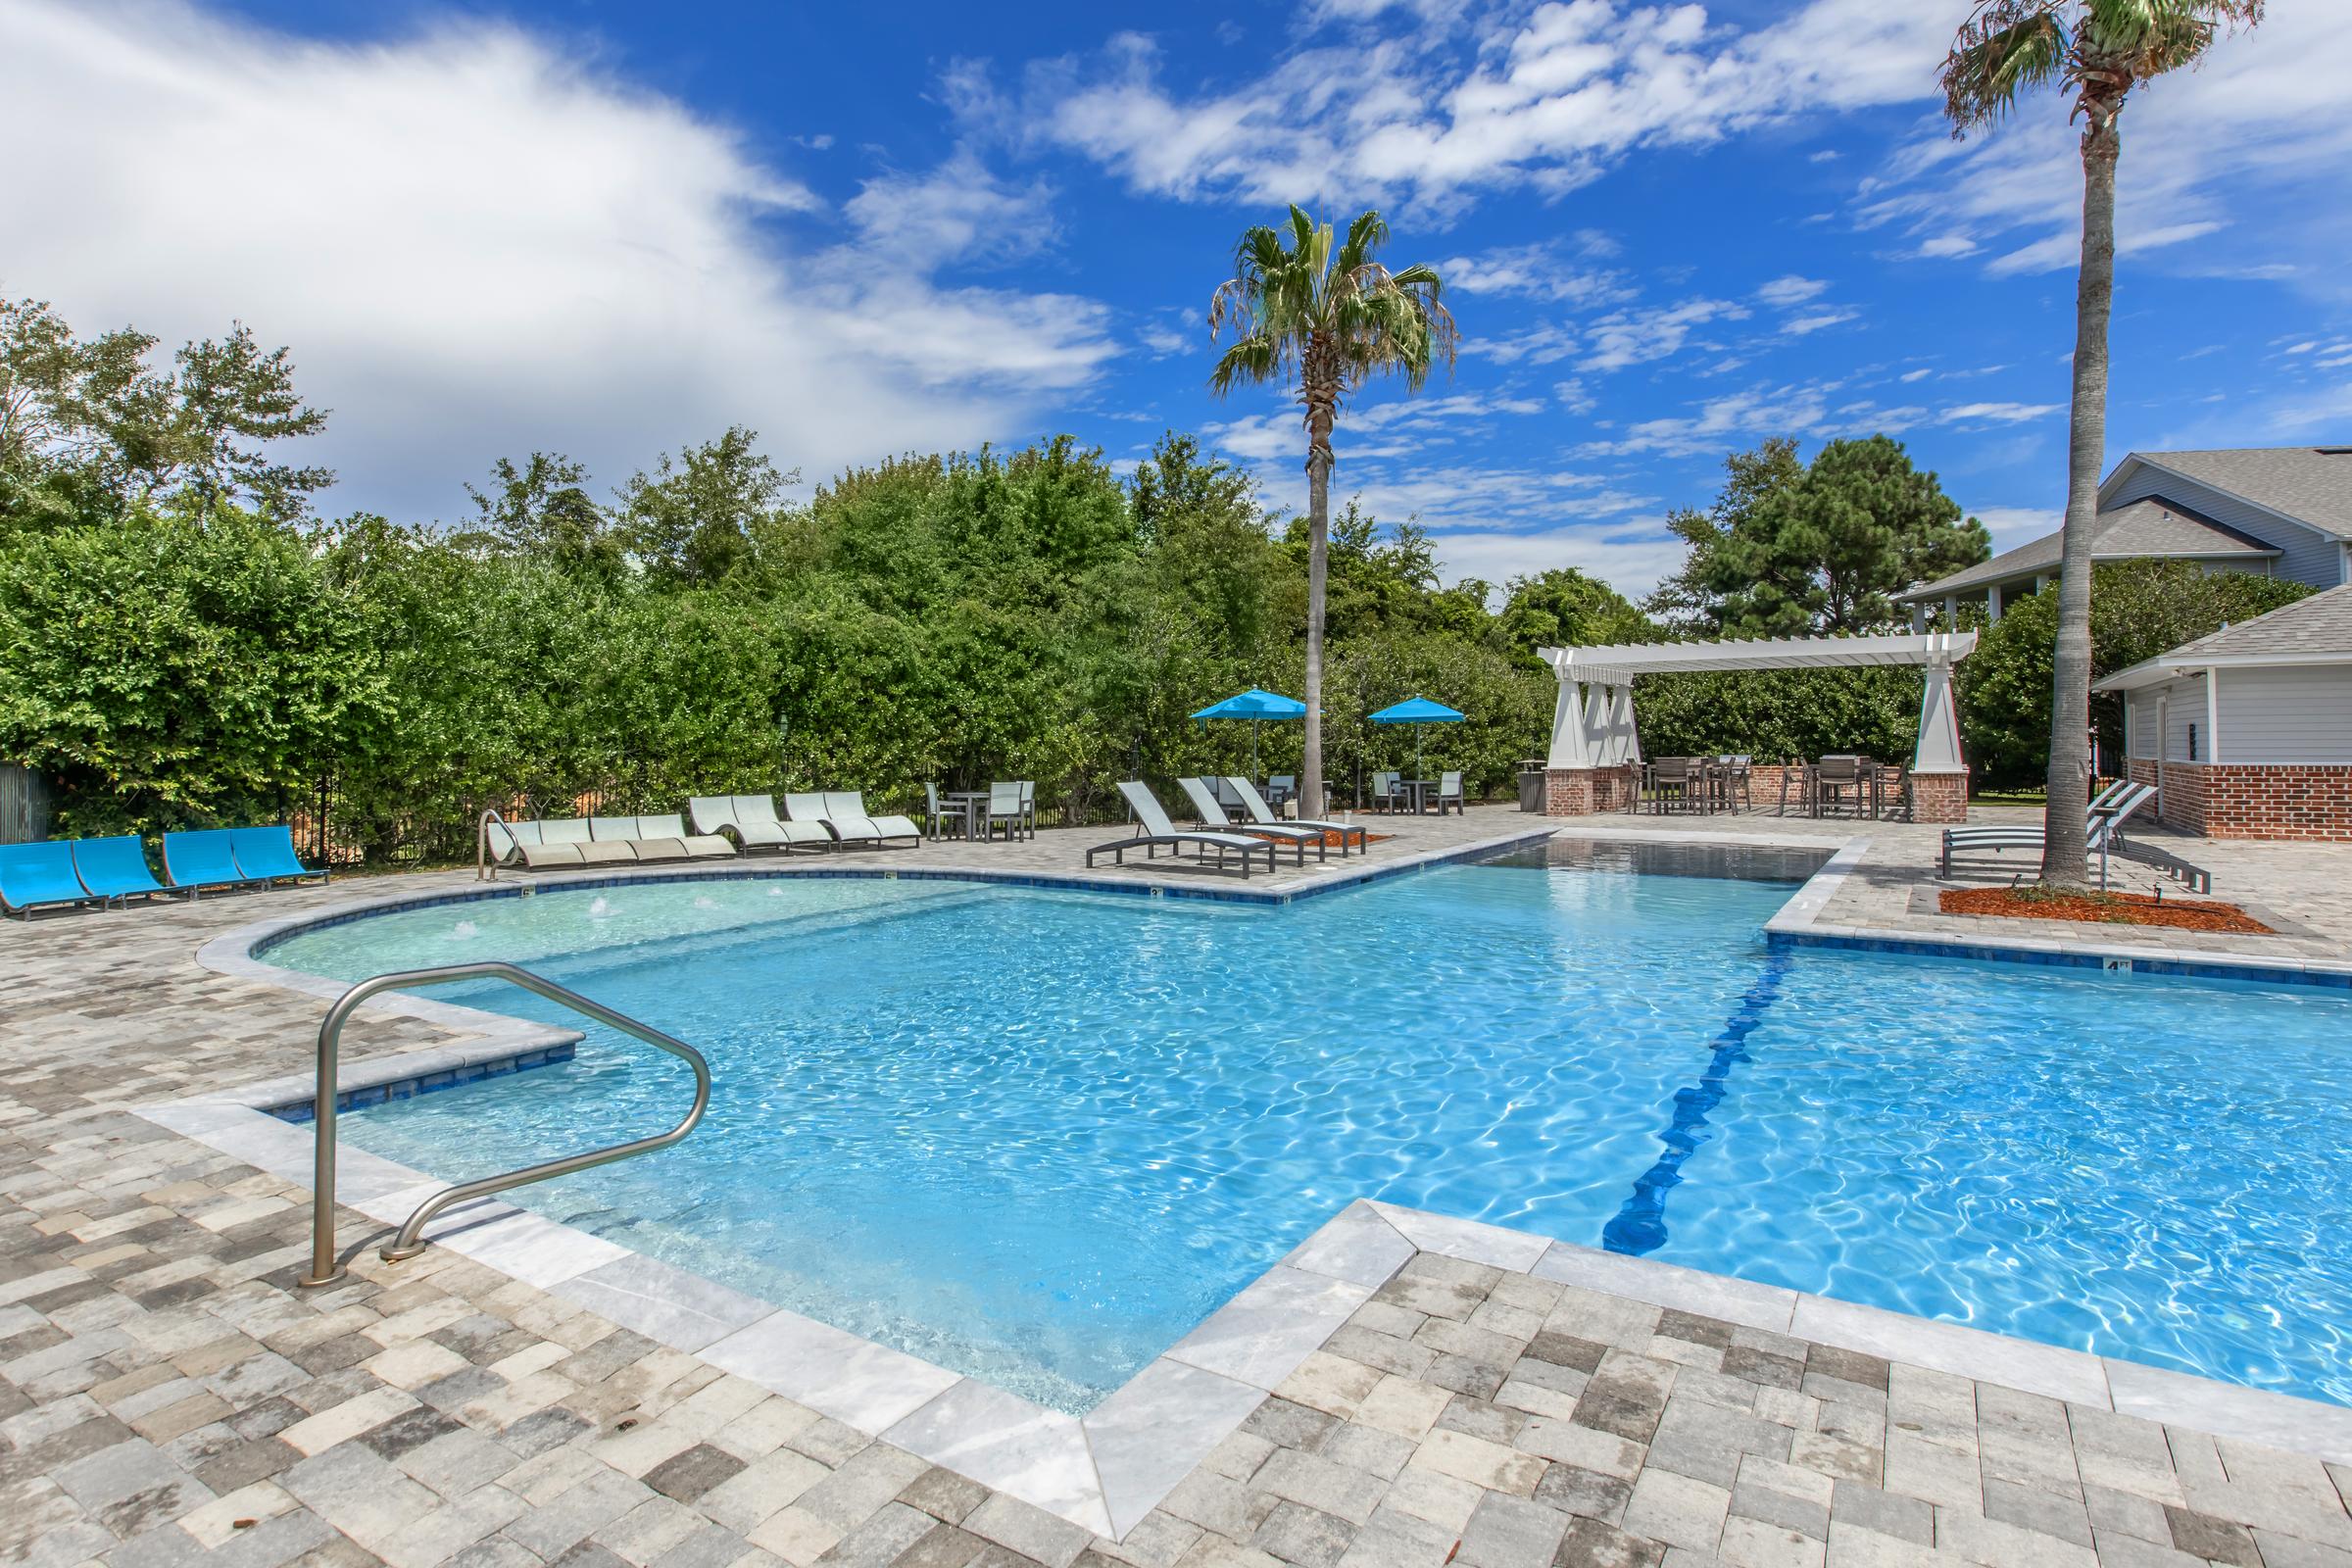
left=1938, top=886, right=2273, bottom=934
left=1296, top=828, right=1392, bottom=849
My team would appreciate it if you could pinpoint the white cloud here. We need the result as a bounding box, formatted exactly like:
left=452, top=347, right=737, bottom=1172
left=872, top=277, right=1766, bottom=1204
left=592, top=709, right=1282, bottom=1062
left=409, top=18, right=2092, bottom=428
left=0, top=0, right=1118, bottom=520
left=1859, top=5, right=2352, bottom=293
left=1755, top=275, right=1829, bottom=308
left=1939, top=402, right=2061, bottom=424
left=1439, top=243, right=1633, bottom=306
left=1973, top=505, right=2061, bottom=553
left=1474, top=321, right=1580, bottom=367
left=1779, top=309, right=1857, bottom=336
left=1429, top=523, right=1687, bottom=597
left=1578, top=298, right=1750, bottom=372
left=1899, top=368, right=1936, bottom=383
left=980, top=0, right=1970, bottom=215
left=840, top=150, right=1057, bottom=267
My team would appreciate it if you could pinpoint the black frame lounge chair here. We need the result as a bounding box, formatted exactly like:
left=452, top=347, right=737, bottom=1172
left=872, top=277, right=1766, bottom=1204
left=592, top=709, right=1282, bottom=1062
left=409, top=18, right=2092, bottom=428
left=1224, top=777, right=1368, bottom=855
left=1087, top=782, right=1278, bottom=877
left=1938, top=782, right=2158, bottom=880
left=1178, top=776, right=1321, bottom=864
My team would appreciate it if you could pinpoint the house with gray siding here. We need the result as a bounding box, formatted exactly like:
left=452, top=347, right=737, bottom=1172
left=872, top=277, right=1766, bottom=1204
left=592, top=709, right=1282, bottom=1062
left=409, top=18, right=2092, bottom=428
left=1898, top=446, right=2352, bottom=627
left=2095, top=584, right=2352, bottom=840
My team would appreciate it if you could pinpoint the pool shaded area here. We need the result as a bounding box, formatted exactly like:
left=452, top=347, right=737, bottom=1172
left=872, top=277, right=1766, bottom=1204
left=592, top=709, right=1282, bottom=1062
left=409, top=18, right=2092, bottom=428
left=264, top=846, right=2352, bottom=1412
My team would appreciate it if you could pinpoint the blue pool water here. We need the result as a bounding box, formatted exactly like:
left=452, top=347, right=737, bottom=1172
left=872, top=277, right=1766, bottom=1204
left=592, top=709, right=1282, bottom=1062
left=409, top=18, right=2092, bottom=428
left=264, top=845, right=2352, bottom=1413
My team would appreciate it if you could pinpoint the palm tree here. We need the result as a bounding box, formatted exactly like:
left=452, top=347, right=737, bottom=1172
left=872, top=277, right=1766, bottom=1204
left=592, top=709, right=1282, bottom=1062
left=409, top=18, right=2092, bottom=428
left=1940, top=0, right=2260, bottom=882
left=1209, top=207, right=1456, bottom=818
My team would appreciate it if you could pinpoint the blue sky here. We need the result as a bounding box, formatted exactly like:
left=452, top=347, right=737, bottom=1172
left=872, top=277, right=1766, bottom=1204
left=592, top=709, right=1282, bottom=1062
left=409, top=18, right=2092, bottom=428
left=5, top=0, right=2347, bottom=595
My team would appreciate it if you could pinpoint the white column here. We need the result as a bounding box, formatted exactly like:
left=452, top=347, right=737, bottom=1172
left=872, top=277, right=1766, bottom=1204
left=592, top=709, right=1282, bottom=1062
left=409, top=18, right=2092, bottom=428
left=1914, top=657, right=1964, bottom=772
left=1611, top=684, right=1642, bottom=764
left=1582, top=683, right=1614, bottom=764
left=1546, top=678, right=1592, bottom=768
left=2205, top=667, right=2222, bottom=764
left=1986, top=584, right=2003, bottom=623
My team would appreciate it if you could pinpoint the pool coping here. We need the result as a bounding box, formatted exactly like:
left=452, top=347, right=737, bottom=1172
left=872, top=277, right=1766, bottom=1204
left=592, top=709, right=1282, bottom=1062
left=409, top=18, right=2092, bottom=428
left=132, top=1086, right=2352, bottom=1541
left=1545, top=818, right=2352, bottom=987
left=143, top=824, right=2352, bottom=1530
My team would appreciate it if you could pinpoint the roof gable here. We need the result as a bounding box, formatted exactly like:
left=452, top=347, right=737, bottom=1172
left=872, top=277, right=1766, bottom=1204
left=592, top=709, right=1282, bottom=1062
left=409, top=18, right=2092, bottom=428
left=2103, top=447, right=2352, bottom=540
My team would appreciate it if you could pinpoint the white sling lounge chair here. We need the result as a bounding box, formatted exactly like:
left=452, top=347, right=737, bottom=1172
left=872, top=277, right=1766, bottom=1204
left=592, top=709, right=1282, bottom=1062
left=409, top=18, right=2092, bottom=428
left=517, top=818, right=600, bottom=869
left=592, top=815, right=678, bottom=861
left=1087, top=782, right=1277, bottom=877
left=637, top=814, right=736, bottom=858
left=1942, top=778, right=2132, bottom=848
left=825, top=792, right=919, bottom=846
left=1178, top=776, right=1321, bottom=864
left=1938, top=782, right=2158, bottom=879
left=728, top=795, right=832, bottom=852
left=1225, top=777, right=1369, bottom=855
left=492, top=818, right=582, bottom=870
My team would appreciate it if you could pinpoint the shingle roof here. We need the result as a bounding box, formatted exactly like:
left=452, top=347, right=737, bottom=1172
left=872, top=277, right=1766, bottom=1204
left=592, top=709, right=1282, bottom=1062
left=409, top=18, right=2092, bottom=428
left=2127, top=447, right=2352, bottom=538
left=2152, top=582, right=2352, bottom=662
left=1899, top=496, right=2276, bottom=602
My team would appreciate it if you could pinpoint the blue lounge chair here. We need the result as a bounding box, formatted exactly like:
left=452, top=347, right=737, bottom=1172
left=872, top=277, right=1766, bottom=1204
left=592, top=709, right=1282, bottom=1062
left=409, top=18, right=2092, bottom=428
left=0, top=841, right=94, bottom=917
left=229, top=825, right=329, bottom=886
left=162, top=828, right=255, bottom=894
left=72, top=835, right=176, bottom=905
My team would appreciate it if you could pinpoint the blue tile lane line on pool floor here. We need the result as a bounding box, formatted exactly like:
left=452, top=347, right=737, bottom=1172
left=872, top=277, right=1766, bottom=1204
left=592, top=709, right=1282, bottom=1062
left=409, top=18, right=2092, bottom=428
left=1600, top=946, right=1795, bottom=1257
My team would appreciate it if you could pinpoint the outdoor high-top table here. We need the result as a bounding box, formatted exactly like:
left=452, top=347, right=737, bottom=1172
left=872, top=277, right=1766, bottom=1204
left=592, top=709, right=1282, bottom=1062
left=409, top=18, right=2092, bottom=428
left=1397, top=777, right=1438, bottom=814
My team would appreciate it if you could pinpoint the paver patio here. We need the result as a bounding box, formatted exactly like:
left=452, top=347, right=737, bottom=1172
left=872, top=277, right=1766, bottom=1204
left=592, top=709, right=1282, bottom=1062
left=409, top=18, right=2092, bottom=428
left=6, top=806, right=2352, bottom=1568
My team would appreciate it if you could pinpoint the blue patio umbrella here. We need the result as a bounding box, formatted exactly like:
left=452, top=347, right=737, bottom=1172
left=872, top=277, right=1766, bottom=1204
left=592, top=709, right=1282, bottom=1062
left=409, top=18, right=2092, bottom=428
left=1191, top=688, right=1307, bottom=775
left=1369, top=696, right=1465, bottom=779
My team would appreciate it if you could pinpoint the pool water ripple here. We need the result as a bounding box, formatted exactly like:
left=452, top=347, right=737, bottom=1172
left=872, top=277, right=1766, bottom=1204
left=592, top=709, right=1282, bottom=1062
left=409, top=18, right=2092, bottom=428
left=262, top=846, right=2352, bottom=1413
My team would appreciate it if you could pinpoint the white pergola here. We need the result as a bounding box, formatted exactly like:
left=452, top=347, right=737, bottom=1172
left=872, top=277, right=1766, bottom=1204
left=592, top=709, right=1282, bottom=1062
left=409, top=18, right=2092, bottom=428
left=1536, top=630, right=1980, bottom=773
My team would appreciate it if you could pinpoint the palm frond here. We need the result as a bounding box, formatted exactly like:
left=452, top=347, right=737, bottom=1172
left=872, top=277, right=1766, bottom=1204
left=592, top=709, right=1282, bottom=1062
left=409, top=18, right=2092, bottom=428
left=1207, top=333, right=1284, bottom=399
left=1205, top=205, right=1455, bottom=407
left=1941, top=3, right=2069, bottom=133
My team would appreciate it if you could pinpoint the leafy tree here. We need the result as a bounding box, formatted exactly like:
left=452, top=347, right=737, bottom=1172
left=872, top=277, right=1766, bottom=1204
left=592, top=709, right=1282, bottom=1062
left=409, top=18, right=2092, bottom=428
left=459, top=452, right=620, bottom=577
left=1958, top=562, right=2311, bottom=789
left=1655, top=436, right=1986, bottom=637
left=1208, top=206, right=1457, bottom=816
left=1643, top=439, right=1804, bottom=634
left=1497, top=568, right=1655, bottom=662
left=1942, top=0, right=2263, bottom=881
left=0, top=297, right=329, bottom=526
left=616, top=425, right=796, bottom=589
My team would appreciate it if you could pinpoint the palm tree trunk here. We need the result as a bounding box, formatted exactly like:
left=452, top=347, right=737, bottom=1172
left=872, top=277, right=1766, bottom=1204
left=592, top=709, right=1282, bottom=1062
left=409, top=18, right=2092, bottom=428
left=2042, top=106, right=2119, bottom=885
left=1302, top=401, right=1333, bottom=819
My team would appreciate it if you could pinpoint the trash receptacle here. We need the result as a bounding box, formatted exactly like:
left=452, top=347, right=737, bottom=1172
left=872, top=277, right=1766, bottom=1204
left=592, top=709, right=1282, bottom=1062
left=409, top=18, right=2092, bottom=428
left=1516, top=760, right=1546, bottom=812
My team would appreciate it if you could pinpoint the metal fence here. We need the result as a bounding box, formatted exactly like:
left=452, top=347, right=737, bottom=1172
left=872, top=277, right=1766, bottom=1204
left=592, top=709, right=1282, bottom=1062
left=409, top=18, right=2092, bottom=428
left=1, top=764, right=52, bottom=845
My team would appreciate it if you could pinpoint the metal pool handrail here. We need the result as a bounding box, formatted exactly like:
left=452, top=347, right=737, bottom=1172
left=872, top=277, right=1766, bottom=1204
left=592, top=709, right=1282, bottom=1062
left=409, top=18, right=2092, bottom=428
left=477, top=807, right=511, bottom=881
left=298, top=961, right=710, bottom=1288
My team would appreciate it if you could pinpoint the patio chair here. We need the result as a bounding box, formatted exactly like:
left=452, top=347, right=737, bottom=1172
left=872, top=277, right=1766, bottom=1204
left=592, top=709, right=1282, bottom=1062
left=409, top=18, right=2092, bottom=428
left=1369, top=770, right=1402, bottom=813
left=1724, top=756, right=1753, bottom=811
left=1433, top=772, right=1465, bottom=815
left=1016, top=781, right=1037, bottom=840
left=1, top=841, right=96, bottom=917
left=593, top=815, right=684, bottom=862
left=1226, top=777, right=1367, bottom=855
left=1178, top=776, right=1321, bottom=863
left=1943, top=779, right=2133, bottom=848
left=1938, top=782, right=2158, bottom=879
left=557, top=818, right=635, bottom=865
left=1085, top=782, right=1278, bottom=877
left=924, top=784, right=971, bottom=841
left=229, top=825, right=329, bottom=887
left=162, top=829, right=261, bottom=894
left=1648, top=758, right=1697, bottom=814
left=1813, top=756, right=1864, bottom=817
left=980, top=782, right=1025, bottom=842
left=1267, top=774, right=1297, bottom=812
left=730, top=795, right=832, bottom=853
left=72, top=835, right=178, bottom=906
left=636, top=813, right=736, bottom=858
left=826, top=792, right=920, bottom=846
left=495, top=818, right=583, bottom=870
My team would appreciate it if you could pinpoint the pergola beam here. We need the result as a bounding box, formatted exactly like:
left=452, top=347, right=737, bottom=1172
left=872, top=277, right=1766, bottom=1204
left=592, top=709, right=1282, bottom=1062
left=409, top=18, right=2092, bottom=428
left=1536, top=631, right=1979, bottom=776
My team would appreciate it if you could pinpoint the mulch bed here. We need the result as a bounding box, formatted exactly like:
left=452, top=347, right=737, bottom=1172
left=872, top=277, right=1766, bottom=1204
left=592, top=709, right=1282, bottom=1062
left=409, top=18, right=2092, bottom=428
left=1300, top=828, right=1392, bottom=849
left=1938, top=886, right=2273, bottom=934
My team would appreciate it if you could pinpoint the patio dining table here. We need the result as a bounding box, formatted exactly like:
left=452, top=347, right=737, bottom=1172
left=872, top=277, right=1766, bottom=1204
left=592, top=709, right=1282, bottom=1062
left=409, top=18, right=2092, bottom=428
left=940, top=789, right=993, bottom=839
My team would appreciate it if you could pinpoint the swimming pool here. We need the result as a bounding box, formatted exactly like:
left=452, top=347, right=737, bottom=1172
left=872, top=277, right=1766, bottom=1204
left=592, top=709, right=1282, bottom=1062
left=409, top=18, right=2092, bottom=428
left=263, top=844, right=2352, bottom=1413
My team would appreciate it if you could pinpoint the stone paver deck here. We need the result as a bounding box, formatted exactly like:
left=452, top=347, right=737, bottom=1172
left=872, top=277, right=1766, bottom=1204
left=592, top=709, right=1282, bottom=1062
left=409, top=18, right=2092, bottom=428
left=6, top=807, right=2352, bottom=1568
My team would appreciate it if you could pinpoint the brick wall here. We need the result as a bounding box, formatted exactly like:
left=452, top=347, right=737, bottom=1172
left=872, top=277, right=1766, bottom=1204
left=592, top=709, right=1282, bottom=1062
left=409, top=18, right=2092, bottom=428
left=2127, top=757, right=2352, bottom=840
left=1909, top=770, right=1968, bottom=825
left=1543, top=764, right=1639, bottom=815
